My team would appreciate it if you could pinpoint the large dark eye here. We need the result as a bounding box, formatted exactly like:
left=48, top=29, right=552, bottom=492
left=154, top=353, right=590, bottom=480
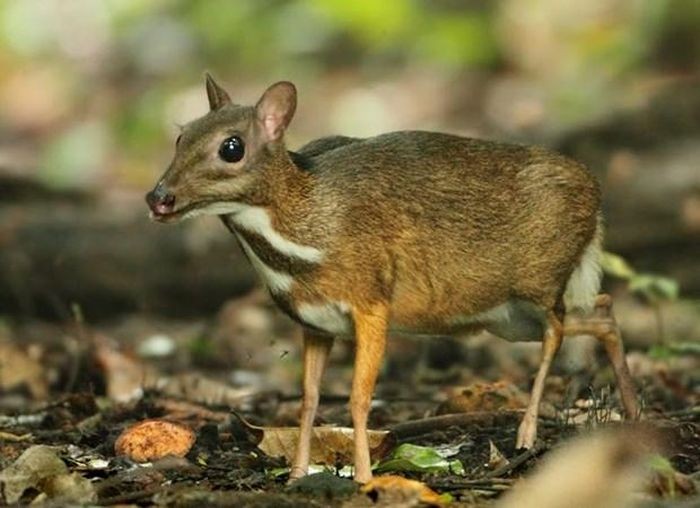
left=219, top=136, right=245, bottom=163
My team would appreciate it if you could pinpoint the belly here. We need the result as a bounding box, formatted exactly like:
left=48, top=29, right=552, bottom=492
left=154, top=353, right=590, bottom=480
left=223, top=211, right=546, bottom=342
left=288, top=297, right=546, bottom=342
left=296, top=300, right=353, bottom=336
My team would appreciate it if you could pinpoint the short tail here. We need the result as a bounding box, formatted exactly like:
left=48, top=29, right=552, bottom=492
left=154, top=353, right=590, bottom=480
left=563, top=214, right=603, bottom=313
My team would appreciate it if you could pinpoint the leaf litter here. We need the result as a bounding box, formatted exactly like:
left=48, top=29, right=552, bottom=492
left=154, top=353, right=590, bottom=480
left=0, top=309, right=698, bottom=506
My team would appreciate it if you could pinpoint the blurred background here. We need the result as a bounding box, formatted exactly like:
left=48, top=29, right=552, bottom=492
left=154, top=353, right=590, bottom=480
left=0, top=0, right=698, bottom=410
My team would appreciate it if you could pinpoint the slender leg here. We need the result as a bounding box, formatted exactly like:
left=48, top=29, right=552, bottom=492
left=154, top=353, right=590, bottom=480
left=517, top=311, right=563, bottom=449
left=289, top=329, right=334, bottom=481
left=564, top=294, right=639, bottom=419
left=350, top=303, right=388, bottom=483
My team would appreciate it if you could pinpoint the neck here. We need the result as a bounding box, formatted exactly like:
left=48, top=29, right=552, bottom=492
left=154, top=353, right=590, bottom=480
left=256, top=145, right=315, bottom=230
left=222, top=144, right=320, bottom=247
left=219, top=147, right=324, bottom=293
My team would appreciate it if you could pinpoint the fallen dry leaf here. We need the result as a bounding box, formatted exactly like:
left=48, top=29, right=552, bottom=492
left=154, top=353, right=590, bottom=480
left=0, top=340, right=47, bottom=399
left=41, top=471, right=97, bottom=504
left=233, top=412, right=395, bottom=465
left=0, top=445, right=67, bottom=504
left=361, top=475, right=449, bottom=507
left=95, top=335, right=157, bottom=402
left=114, top=419, right=195, bottom=463
left=647, top=454, right=697, bottom=498
left=96, top=336, right=254, bottom=405
left=488, top=440, right=509, bottom=470
left=437, top=381, right=556, bottom=418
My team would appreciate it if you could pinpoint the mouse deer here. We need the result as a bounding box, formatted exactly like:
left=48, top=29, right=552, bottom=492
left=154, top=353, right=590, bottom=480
left=146, top=75, right=638, bottom=483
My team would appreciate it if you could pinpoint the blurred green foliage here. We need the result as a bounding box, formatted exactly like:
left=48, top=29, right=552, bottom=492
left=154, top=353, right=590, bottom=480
left=0, top=0, right=696, bottom=190
left=602, top=252, right=679, bottom=304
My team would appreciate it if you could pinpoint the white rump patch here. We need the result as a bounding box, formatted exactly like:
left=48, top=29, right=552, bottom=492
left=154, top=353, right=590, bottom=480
left=234, top=232, right=293, bottom=293
left=564, top=220, right=603, bottom=313
left=228, top=206, right=323, bottom=262
left=297, top=301, right=353, bottom=336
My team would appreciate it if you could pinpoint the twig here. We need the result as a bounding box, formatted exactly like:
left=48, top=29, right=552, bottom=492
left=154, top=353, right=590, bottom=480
left=64, top=302, right=87, bottom=393
left=651, top=406, right=700, bottom=419
left=429, top=478, right=514, bottom=492
left=0, top=431, right=33, bottom=442
left=97, top=486, right=162, bottom=506
left=486, top=441, right=546, bottom=478
left=387, top=411, right=521, bottom=439
left=652, top=302, right=666, bottom=345
left=153, top=397, right=231, bottom=422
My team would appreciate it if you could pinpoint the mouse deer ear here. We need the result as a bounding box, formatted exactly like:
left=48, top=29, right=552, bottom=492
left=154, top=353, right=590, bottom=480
left=205, top=72, right=232, bottom=111
left=255, top=81, right=297, bottom=142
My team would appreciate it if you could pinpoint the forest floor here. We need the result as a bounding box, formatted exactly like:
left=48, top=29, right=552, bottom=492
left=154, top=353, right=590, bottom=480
left=0, top=292, right=698, bottom=507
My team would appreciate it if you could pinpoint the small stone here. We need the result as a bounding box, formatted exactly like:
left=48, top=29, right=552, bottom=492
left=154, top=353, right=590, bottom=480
left=115, top=419, right=195, bottom=462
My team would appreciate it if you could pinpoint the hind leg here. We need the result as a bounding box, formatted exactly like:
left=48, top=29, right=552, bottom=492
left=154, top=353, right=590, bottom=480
left=563, top=294, right=639, bottom=418
left=517, top=310, right=563, bottom=449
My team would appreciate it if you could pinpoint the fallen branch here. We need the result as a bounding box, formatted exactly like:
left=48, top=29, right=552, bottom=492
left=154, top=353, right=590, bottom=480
left=428, top=477, right=514, bottom=492
left=387, top=411, right=521, bottom=439
left=485, top=441, right=546, bottom=478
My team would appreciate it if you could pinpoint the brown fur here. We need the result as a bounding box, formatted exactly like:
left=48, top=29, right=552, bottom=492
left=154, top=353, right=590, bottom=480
left=147, top=77, right=633, bottom=483
left=164, top=124, right=599, bottom=328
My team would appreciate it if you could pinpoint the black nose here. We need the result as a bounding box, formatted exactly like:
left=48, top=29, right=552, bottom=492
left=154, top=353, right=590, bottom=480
left=146, top=184, right=176, bottom=215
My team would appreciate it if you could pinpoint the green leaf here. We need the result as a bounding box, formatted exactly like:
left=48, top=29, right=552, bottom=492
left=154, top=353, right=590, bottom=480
left=601, top=252, right=636, bottom=280
left=649, top=342, right=700, bottom=359
left=629, top=274, right=679, bottom=302
left=647, top=454, right=678, bottom=498
left=647, top=344, right=673, bottom=360
left=374, top=443, right=465, bottom=475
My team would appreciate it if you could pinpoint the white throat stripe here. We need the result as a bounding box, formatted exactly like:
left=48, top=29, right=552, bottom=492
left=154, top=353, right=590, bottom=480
left=234, top=232, right=293, bottom=293
left=228, top=206, right=323, bottom=263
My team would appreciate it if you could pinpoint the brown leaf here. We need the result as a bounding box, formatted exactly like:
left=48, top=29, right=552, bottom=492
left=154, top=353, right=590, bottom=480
left=232, top=412, right=395, bottom=465
left=361, top=475, right=449, bottom=507
left=114, top=419, right=195, bottom=463
left=42, top=472, right=97, bottom=504
left=0, top=445, right=67, bottom=504
left=650, top=468, right=697, bottom=498
left=488, top=440, right=509, bottom=470
left=437, top=381, right=557, bottom=419
left=437, top=381, right=529, bottom=415
left=96, top=336, right=254, bottom=405
left=0, top=341, right=47, bottom=399
left=95, top=335, right=156, bottom=402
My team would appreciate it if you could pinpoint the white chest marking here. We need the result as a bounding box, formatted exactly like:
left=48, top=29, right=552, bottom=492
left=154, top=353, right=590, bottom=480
left=234, top=232, right=293, bottom=293
left=297, top=301, right=353, bottom=336
left=227, top=206, right=323, bottom=262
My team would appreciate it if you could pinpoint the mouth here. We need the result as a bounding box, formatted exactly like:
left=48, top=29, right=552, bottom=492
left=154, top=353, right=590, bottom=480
left=148, top=202, right=196, bottom=223
left=147, top=195, right=247, bottom=223
left=148, top=199, right=218, bottom=223
left=149, top=209, right=181, bottom=223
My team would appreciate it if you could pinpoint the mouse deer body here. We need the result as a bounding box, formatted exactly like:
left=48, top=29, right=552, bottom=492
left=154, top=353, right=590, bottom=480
left=147, top=76, right=638, bottom=483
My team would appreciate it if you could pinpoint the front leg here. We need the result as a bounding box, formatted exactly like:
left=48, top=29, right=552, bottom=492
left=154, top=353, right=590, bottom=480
left=350, top=303, right=389, bottom=483
left=289, top=328, right=334, bottom=480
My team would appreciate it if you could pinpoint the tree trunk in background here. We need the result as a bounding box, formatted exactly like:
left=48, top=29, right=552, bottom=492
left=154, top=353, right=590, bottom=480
left=2, top=82, right=700, bottom=324
left=0, top=177, right=256, bottom=322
